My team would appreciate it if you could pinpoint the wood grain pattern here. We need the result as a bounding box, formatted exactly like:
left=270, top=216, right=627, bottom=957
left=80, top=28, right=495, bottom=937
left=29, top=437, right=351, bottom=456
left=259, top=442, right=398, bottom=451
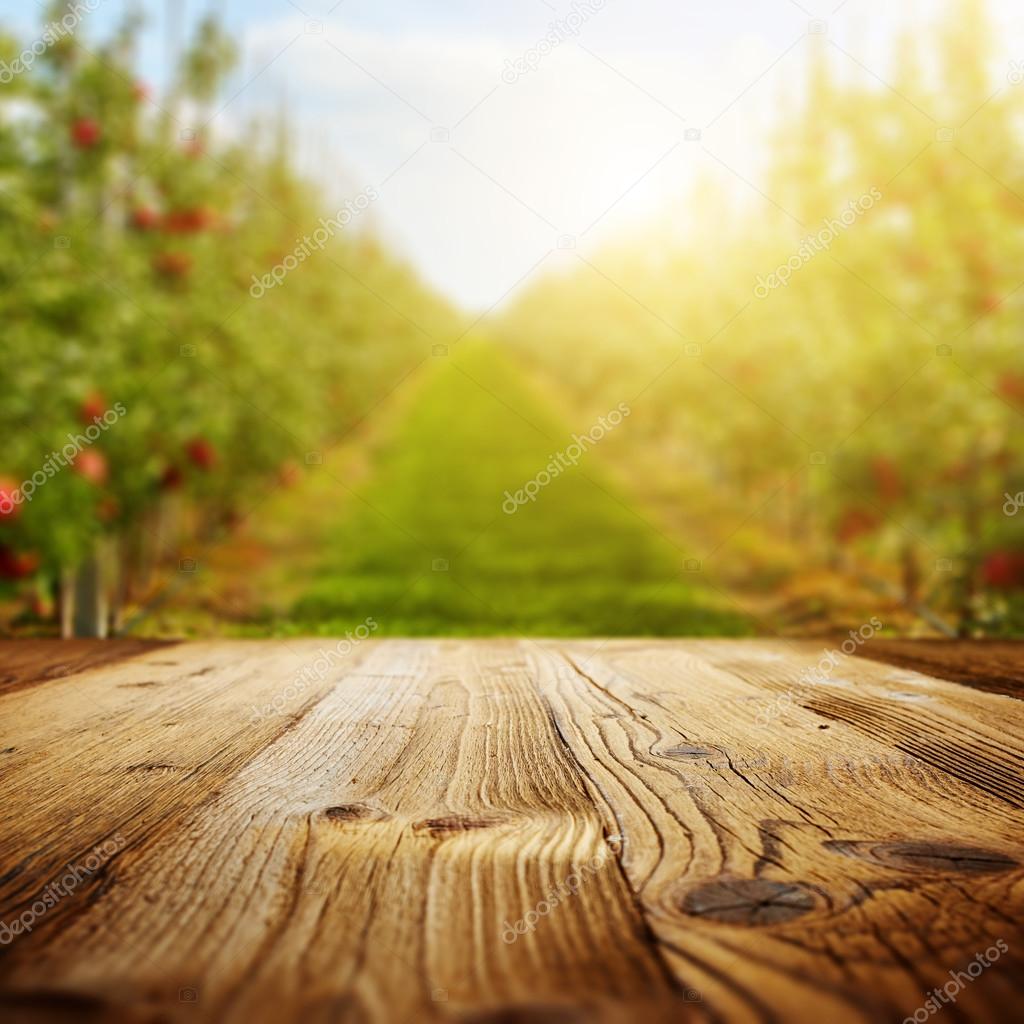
left=856, top=639, right=1024, bottom=701
left=0, top=639, right=1022, bottom=1023
left=0, top=639, right=175, bottom=697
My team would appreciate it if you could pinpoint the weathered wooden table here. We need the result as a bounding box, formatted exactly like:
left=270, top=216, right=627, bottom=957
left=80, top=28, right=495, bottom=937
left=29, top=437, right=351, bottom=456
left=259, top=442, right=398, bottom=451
left=1, top=639, right=1022, bottom=1023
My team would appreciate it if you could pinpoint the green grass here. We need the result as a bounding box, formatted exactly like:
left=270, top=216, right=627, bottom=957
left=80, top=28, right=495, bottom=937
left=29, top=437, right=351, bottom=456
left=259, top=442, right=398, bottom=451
left=281, top=342, right=751, bottom=637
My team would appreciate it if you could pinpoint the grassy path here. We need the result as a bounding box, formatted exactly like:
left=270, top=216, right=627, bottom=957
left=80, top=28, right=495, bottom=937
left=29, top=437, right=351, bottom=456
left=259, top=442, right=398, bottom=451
left=280, top=342, right=749, bottom=636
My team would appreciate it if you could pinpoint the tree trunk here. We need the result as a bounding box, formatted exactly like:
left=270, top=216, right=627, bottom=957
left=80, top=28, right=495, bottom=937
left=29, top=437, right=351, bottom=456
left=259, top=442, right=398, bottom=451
left=59, top=568, right=76, bottom=639
left=72, top=538, right=114, bottom=638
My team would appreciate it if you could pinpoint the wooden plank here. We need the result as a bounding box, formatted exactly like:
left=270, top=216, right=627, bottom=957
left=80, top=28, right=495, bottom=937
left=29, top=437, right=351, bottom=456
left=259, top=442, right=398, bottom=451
left=0, top=639, right=1022, bottom=1023
left=855, top=639, right=1024, bottom=701
left=528, top=639, right=1024, bottom=1023
left=0, top=640, right=696, bottom=1023
left=0, top=633, right=386, bottom=1024
left=0, top=638, right=175, bottom=697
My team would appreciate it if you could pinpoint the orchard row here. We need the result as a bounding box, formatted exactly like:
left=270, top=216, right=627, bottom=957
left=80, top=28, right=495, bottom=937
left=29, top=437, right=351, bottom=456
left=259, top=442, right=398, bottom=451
left=0, top=5, right=453, bottom=632
left=500, top=0, right=1024, bottom=635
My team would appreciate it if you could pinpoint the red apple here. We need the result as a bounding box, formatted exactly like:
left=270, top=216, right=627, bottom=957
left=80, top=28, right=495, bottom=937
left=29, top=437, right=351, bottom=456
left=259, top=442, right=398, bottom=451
left=165, top=207, right=217, bottom=234
left=981, top=551, right=1024, bottom=590
left=154, top=251, right=193, bottom=278
left=79, top=391, right=108, bottom=424
left=131, top=206, right=161, bottom=231
left=0, top=546, right=39, bottom=580
left=73, top=449, right=109, bottom=485
left=185, top=438, right=217, bottom=471
left=160, top=464, right=184, bottom=491
left=0, top=476, right=20, bottom=520
left=165, top=210, right=193, bottom=233
left=71, top=117, right=101, bottom=148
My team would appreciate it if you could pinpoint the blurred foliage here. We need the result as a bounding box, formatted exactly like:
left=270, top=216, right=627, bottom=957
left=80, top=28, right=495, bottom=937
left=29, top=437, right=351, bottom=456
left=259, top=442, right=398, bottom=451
left=3, top=0, right=1022, bottom=638
left=498, top=0, right=1024, bottom=636
left=0, top=2, right=455, bottom=628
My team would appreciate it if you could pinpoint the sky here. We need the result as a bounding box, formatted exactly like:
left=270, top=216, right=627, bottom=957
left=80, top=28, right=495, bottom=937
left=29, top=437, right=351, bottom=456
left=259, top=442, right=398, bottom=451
left=4, top=0, right=1024, bottom=310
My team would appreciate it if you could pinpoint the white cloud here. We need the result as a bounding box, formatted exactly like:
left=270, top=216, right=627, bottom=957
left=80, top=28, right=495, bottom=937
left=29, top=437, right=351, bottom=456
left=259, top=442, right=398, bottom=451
left=237, top=14, right=787, bottom=308
left=232, top=1, right=1024, bottom=309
